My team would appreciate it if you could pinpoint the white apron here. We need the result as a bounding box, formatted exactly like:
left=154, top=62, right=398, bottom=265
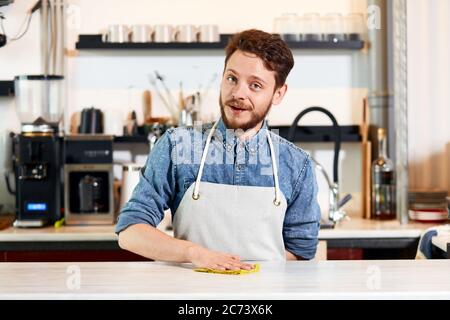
left=173, top=120, right=287, bottom=260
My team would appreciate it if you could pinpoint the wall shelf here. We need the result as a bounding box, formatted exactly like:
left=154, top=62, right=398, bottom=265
left=0, top=81, right=14, bottom=97
left=271, top=125, right=361, bottom=143
left=75, top=33, right=363, bottom=144
left=112, top=125, right=361, bottom=144
left=75, top=34, right=365, bottom=51
left=113, top=135, right=149, bottom=143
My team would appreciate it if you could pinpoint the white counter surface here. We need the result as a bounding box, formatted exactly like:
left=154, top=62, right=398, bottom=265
left=0, top=218, right=446, bottom=241
left=1, top=260, right=450, bottom=300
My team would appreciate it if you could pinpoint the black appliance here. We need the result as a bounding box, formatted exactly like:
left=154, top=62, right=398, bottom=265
left=9, top=119, right=63, bottom=227
left=64, top=135, right=115, bottom=225
left=78, top=107, right=104, bottom=134
left=7, top=74, right=65, bottom=227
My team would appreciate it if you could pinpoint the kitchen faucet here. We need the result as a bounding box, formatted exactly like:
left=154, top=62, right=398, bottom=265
left=288, top=106, right=352, bottom=226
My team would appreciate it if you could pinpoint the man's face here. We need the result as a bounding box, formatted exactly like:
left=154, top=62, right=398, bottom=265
left=219, top=49, right=286, bottom=131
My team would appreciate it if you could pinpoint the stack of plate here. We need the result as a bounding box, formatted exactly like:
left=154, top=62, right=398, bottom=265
left=408, top=190, right=449, bottom=222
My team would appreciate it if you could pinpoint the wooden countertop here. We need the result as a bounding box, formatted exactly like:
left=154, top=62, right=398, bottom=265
left=1, top=260, right=449, bottom=299
left=0, top=217, right=446, bottom=241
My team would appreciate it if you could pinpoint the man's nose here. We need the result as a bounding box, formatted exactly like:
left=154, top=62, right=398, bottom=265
left=231, top=82, right=248, bottom=100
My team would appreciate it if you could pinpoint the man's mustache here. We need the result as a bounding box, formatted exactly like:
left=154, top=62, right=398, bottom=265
left=224, top=99, right=251, bottom=110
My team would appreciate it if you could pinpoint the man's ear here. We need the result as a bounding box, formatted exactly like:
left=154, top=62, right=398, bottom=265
left=272, top=84, right=288, bottom=105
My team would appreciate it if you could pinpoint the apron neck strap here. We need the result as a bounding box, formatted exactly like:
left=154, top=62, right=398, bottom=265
left=192, top=120, right=282, bottom=206
left=192, top=120, right=219, bottom=200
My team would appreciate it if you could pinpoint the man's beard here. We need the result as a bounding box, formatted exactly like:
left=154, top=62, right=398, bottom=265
left=219, top=96, right=272, bottom=131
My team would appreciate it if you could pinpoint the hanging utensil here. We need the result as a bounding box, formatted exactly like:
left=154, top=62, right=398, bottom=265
left=198, top=72, right=218, bottom=110
left=179, top=81, right=186, bottom=111
left=154, top=70, right=178, bottom=112
left=147, top=73, right=178, bottom=119
left=142, top=89, right=152, bottom=123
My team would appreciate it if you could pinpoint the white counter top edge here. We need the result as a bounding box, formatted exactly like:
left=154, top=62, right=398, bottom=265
left=0, top=229, right=427, bottom=242
left=2, top=291, right=450, bottom=300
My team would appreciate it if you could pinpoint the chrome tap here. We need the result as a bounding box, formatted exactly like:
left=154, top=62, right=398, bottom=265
left=288, top=106, right=352, bottom=225
left=312, top=157, right=352, bottom=224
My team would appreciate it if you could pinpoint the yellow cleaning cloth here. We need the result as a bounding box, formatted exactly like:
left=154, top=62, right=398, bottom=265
left=194, top=263, right=260, bottom=275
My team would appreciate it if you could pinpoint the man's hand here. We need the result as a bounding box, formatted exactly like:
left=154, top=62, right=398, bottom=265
left=186, top=245, right=254, bottom=271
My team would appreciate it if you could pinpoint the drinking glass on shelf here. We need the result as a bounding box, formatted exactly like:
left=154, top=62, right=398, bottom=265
left=344, top=12, right=366, bottom=41
left=299, top=13, right=322, bottom=41
left=322, top=13, right=345, bottom=42
left=273, top=13, right=300, bottom=41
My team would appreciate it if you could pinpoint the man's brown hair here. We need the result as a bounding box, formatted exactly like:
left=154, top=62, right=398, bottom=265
left=224, top=29, right=294, bottom=89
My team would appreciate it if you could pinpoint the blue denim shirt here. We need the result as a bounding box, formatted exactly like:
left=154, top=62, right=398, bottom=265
left=115, top=118, right=321, bottom=260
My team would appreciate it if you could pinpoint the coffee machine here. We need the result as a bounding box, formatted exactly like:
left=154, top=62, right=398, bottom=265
left=10, top=119, right=63, bottom=227
left=64, top=135, right=115, bottom=225
left=8, top=75, right=65, bottom=227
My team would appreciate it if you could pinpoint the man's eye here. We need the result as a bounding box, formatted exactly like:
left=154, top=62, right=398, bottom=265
left=226, top=76, right=237, bottom=83
left=250, top=83, right=262, bottom=90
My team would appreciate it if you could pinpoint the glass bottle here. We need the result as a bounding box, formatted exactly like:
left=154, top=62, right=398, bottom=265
left=371, top=128, right=396, bottom=220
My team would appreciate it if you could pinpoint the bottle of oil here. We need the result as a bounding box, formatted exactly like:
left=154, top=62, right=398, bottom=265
left=371, top=128, right=396, bottom=219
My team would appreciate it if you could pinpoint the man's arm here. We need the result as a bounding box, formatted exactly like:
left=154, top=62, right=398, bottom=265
left=285, top=250, right=304, bottom=260
left=115, top=132, right=175, bottom=234
left=116, top=132, right=253, bottom=270
left=283, top=156, right=321, bottom=260
left=119, top=224, right=254, bottom=270
left=119, top=224, right=192, bottom=262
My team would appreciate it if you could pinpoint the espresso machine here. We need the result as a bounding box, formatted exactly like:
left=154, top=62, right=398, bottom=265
left=8, top=75, right=65, bottom=227
left=64, top=135, right=115, bottom=225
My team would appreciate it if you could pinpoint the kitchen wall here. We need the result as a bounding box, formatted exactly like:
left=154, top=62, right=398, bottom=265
left=407, top=0, right=450, bottom=193
left=0, top=0, right=370, bottom=216
left=65, top=0, right=368, bottom=127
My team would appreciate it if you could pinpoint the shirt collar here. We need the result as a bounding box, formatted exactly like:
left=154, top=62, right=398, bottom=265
left=213, top=117, right=269, bottom=152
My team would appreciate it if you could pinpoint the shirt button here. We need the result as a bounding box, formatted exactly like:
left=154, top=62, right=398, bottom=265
left=250, top=147, right=256, bottom=154
left=226, top=144, right=232, bottom=151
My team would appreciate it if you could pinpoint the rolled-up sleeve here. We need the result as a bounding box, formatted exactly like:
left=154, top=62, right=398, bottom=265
left=283, top=156, right=321, bottom=260
left=115, top=132, right=176, bottom=234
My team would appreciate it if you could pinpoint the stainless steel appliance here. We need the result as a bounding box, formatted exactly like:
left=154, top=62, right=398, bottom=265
left=64, top=135, right=114, bottom=225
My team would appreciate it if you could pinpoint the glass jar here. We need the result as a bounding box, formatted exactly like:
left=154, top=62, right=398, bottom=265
left=322, top=13, right=345, bottom=42
left=344, top=12, right=366, bottom=41
left=14, top=75, right=65, bottom=124
left=273, top=13, right=300, bottom=41
left=299, top=13, right=322, bottom=41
